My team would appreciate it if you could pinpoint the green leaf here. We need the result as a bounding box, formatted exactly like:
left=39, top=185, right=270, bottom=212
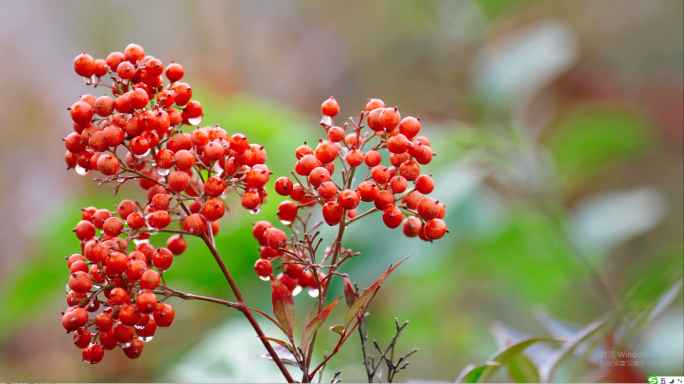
left=457, top=362, right=500, bottom=383
left=329, top=324, right=344, bottom=335
left=343, top=255, right=410, bottom=331
left=300, top=298, right=341, bottom=355
left=269, top=276, right=296, bottom=340
left=477, top=338, right=562, bottom=382
left=508, top=354, right=540, bottom=383
left=539, top=313, right=617, bottom=383
left=646, top=278, right=683, bottom=323
left=547, top=108, right=653, bottom=189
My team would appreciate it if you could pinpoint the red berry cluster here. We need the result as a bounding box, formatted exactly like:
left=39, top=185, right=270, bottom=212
left=63, top=43, right=270, bottom=363
left=249, top=97, right=447, bottom=291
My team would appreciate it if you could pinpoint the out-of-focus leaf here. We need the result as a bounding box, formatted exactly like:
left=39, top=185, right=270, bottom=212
left=329, top=324, right=344, bottom=335
left=490, top=321, right=556, bottom=365
left=301, top=297, right=341, bottom=355
left=647, top=278, right=683, bottom=323
left=269, top=276, right=295, bottom=340
left=259, top=336, right=295, bottom=354
left=343, top=256, right=410, bottom=331
left=508, top=354, right=540, bottom=383
left=539, top=313, right=617, bottom=383
left=479, top=338, right=562, bottom=382
left=548, top=109, right=653, bottom=189
left=458, top=338, right=561, bottom=383
left=570, top=187, right=666, bottom=256
left=257, top=345, right=299, bottom=367
left=457, top=362, right=501, bottom=383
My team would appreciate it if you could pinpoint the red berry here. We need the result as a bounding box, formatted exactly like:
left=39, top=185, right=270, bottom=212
left=266, top=228, right=288, bottom=250
left=126, top=259, right=147, bottom=281
left=309, top=167, right=330, bottom=188
left=152, top=247, right=173, bottom=271
left=107, top=252, right=128, bottom=275
left=346, top=149, right=364, bottom=167
left=153, top=303, right=175, bottom=328
left=315, top=140, right=338, bottom=164
left=73, top=327, right=92, bottom=349
left=166, top=62, right=184, bottom=82
left=140, top=269, right=160, bottom=290
left=379, top=107, right=401, bottom=130
left=99, top=329, right=118, bottom=350
left=424, top=219, right=447, bottom=239
left=382, top=206, right=403, bottom=228
left=95, top=312, right=114, bottom=332
left=371, top=165, right=391, bottom=185
left=399, top=160, right=420, bottom=181
left=321, top=96, right=339, bottom=117
left=150, top=210, right=171, bottom=229
left=120, top=304, right=142, bottom=326
left=364, top=150, right=382, bottom=167
left=295, top=143, right=313, bottom=159
left=367, top=108, right=384, bottom=131
left=277, top=201, right=298, bottom=225
left=70, top=101, right=93, bottom=125
left=415, top=174, right=434, bottom=194
left=117, top=61, right=136, bottom=79
left=144, top=58, right=163, bottom=77
left=317, top=181, right=337, bottom=199
left=137, top=291, right=158, bottom=314
left=62, top=308, right=88, bottom=331
left=103, top=217, right=124, bottom=236
left=399, top=116, right=421, bottom=138
left=402, top=191, right=423, bottom=210
left=387, top=134, right=411, bottom=154
left=171, top=82, right=192, bottom=106
left=322, top=201, right=344, bottom=226
left=389, top=176, right=408, bottom=194
left=86, top=343, right=105, bottom=364
left=374, top=190, right=395, bottom=211
left=124, top=43, right=145, bottom=63
left=254, top=259, right=273, bottom=279
left=417, top=197, right=440, bottom=220
left=338, top=189, right=360, bottom=210
left=275, top=177, right=293, bottom=196
left=74, top=220, right=95, bottom=240
left=168, top=171, right=190, bottom=192
left=123, top=337, right=144, bottom=359
left=357, top=181, right=379, bottom=202
left=277, top=273, right=298, bottom=292
left=184, top=213, right=207, bottom=234
left=126, top=212, right=146, bottom=230
left=229, top=133, right=249, bottom=153
left=365, top=98, right=385, bottom=112
left=68, top=271, right=93, bottom=294
left=328, top=126, right=345, bottom=142
left=74, top=52, right=95, bottom=77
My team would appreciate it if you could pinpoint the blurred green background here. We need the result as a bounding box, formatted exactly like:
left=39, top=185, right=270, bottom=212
left=0, top=0, right=682, bottom=382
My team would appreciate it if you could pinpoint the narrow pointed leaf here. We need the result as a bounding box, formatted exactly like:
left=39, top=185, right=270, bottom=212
left=343, top=277, right=355, bottom=307
left=457, top=362, right=500, bottom=383
left=647, top=278, right=683, bottom=323
left=343, top=255, right=410, bottom=330
left=476, top=338, right=562, bottom=383
left=259, top=336, right=295, bottom=352
left=329, top=324, right=344, bottom=335
left=301, top=297, right=341, bottom=354
left=256, top=344, right=299, bottom=366
left=539, top=314, right=616, bottom=383
left=508, top=354, right=540, bottom=383
left=249, top=307, right=288, bottom=336
left=269, top=276, right=296, bottom=340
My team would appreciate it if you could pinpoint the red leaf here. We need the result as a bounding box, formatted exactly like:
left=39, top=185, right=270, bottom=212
left=343, top=255, right=410, bottom=331
left=301, top=297, right=341, bottom=355
left=270, top=275, right=296, bottom=340
left=343, top=277, right=355, bottom=307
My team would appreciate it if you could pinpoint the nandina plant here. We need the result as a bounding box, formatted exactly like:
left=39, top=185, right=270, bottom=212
left=62, top=43, right=447, bottom=383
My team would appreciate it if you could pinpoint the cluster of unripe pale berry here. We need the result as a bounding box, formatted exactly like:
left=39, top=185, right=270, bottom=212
left=249, top=96, right=448, bottom=293
left=63, top=43, right=271, bottom=364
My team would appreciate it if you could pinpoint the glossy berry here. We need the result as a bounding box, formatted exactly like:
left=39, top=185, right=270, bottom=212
left=382, top=206, right=403, bottom=228
left=254, top=259, right=273, bottom=279
left=266, top=228, right=288, bottom=250
left=338, top=189, right=360, bottom=210
left=321, top=97, right=339, bottom=117
left=277, top=201, right=298, bottom=225
left=322, top=201, right=344, bottom=226
left=137, top=291, right=158, bottom=314
left=275, top=177, right=293, bottom=196
left=417, top=197, right=440, bottom=220
left=140, top=269, right=160, bottom=290
left=153, top=303, right=175, bottom=328
left=424, top=218, right=447, bottom=239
